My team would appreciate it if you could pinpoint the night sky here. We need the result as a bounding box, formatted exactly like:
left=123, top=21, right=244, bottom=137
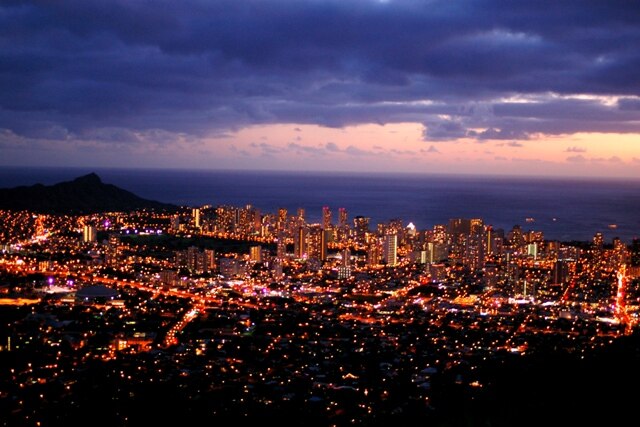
left=1, top=0, right=639, bottom=176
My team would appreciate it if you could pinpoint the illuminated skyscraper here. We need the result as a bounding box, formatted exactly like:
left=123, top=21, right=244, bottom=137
left=294, top=226, right=307, bottom=259
left=485, top=226, right=505, bottom=257
left=105, top=233, right=121, bottom=266
left=276, top=232, right=287, bottom=260
left=367, top=238, right=381, bottom=266
left=464, top=231, right=485, bottom=270
left=406, top=222, right=417, bottom=238
left=383, top=233, right=398, bottom=267
left=593, top=232, right=604, bottom=251
left=427, top=242, right=448, bottom=263
left=552, top=260, right=570, bottom=285
left=485, top=226, right=494, bottom=255
left=338, top=208, right=348, bottom=228
left=354, top=216, right=370, bottom=244
left=322, top=206, right=332, bottom=229
left=341, top=248, right=351, bottom=267
left=159, top=270, right=177, bottom=287
left=611, top=237, right=628, bottom=269
left=527, top=242, right=537, bottom=259
left=277, top=208, right=288, bottom=231
left=83, top=225, right=97, bottom=243
left=470, top=218, right=484, bottom=235
left=307, top=225, right=328, bottom=261
left=432, top=224, right=447, bottom=244
left=388, top=218, right=404, bottom=245
left=204, top=249, right=216, bottom=271
left=176, top=246, right=215, bottom=274
left=250, top=245, right=262, bottom=263
left=238, top=205, right=260, bottom=235
left=192, top=208, right=201, bottom=228
left=170, top=215, right=180, bottom=232
left=215, top=206, right=238, bottom=233
left=448, top=218, right=472, bottom=236
left=508, top=225, right=525, bottom=250
left=336, top=207, right=349, bottom=243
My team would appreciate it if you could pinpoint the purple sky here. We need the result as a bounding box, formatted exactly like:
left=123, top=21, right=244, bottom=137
left=1, top=0, right=640, bottom=177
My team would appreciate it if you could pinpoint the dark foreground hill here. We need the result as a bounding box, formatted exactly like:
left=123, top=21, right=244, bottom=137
left=0, top=172, right=176, bottom=213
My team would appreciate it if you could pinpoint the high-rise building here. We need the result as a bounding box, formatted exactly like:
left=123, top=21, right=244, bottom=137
left=552, top=260, right=570, bottom=285
left=322, top=206, right=332, bottom=229
left=204, top=249, right=216, bottom=271
left=307, top=225, right=328, bottom=262
left=429, top=263, right=447, bottom=282
left=159, top=270, right=177, bottom=287
left=470, top=218, right=484, bottom=236
left=411, top=250, right=428, bottom=264
left=322, top=229, right=331, bottom=261
left=260, top=214, right=274, bottom=238
left=277, top=208, right=288, bottom=231
left=192, top=208, right=201, bottom=228
left=485, top=226, right=495, bottom=256
left=611, top=237, right=628, bottom=269
left=427, top=242, right=448, bottom=263
left=336, top=207, right=349, bottom=243
left=83, top=225, right=97, bottom=243
left=338, top=208, right=348, bottom=228
left=105, top=234, right=121, bottom=266
left=383, top=233, right=398, bottom=267
left=406, top=222, right=417, bottom=239
left=219, top=258, right=246, bottom=278
left=341, top=248, right=351, bottom=267
left=432, top=224, right=447, bottom=244
left=170, top=215, right=180, bottom=232
left=250, top=245, right=262, bottom=263
left=448, top=218, right=472, bottom=236
left=464, top=232, right=485, bottom=270
left=508, top=225, right=525, bottom=249
left=485, top=227, right=505, bottom=257
left=592, top=232, right=604, bottom=252
left=237, top=205, right=261, bottom=235
left=215, top=206, right=238, bottom=234
left=527, top=230, right=544, bottom=244
left=387, top=218, right=405, bottom=245
left=337, top=266, right=351, bottom=279
left=367, top=238, right=381, bottom=266
left=186, top=246, right=200, bottom=272
left=354, top=216, right=370, bottom=244
left=294, top=226, right=307, bottom=259
left=176, top=246, right=215, bottom=274
left=276, top=231, right=287, bottom=260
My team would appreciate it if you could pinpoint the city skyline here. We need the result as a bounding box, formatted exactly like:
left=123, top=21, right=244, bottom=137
left=1, top=192, right=639, bottom=425
left=1, top=1, right=640, bottom=178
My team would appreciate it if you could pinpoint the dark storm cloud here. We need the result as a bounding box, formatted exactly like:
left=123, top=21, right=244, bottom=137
left=423, top=119, right=468, bottom=140
left=1, top=0, right=640, bottom=145
left=618, top=98, right=640, bottom=111
left=469, top=128, right=528, bottom=141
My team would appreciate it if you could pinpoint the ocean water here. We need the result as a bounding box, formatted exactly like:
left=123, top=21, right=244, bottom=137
left=1, top=166, right=639, bottom=243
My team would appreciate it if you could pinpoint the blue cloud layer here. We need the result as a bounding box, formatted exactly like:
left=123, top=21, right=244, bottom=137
left=1, top=0, right=639, bottom=146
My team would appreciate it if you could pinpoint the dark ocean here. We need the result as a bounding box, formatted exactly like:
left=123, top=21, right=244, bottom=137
left=1, top=167, right=639, bottom=244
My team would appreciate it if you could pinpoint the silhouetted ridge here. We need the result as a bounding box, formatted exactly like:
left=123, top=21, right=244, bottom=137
left=0, top=173, right=176, bottom=214
left=73, top=172, right=102, bottom=184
